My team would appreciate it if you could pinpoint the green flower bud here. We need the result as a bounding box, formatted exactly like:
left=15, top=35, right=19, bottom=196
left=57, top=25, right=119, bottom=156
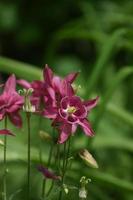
left=79, top=149, right=98, bottom=168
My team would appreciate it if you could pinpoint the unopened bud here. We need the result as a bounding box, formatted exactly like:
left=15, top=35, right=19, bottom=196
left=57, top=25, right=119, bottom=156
left=39, top=130, right=52, bottom=142
left=79, top=149, right=98, bottom=168
left=0, top=139, right=4, bottom=146
left=63, top=184, right=69, bottom=194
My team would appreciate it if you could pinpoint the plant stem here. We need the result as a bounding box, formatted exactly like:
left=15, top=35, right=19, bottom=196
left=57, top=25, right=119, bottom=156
left=26, top=112, right=31, bottom=200
left=58, top=141, right=67, bottom=200
left=42, top=143, right=54, bottom=198
left=3, top=116, right=7, bottom=200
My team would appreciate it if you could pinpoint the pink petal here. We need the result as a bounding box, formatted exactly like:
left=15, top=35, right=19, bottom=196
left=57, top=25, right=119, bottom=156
left=65, top=72, right=79, bottom=83
left=43, top=107, right=57, bottom=119
left=17, top=79, right=31, bottom=89
left=43, top=64, right=53, bottom=86
left=83, top=96, right=99, bottom=111
left=38, top=165, right=60, bottom=180
left=0, top=129, right=14, bottom=136
left=78, top=119, right=94, bottom=136
left=8, top=112, right=22, bottom=128
left=52, top=76, right=61, bottom=90
left=72, top=123, right=77, bottom=133
left=4, top=74, right=16, bottom=94
left=58, top=123, right=72, bottom=144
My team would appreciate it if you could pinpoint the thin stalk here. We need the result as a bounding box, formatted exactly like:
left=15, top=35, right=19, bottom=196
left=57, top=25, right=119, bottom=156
left=58, top=142, right=67, bottom=200
left=3, top=116, right=7, bottom=200
left=26, top=112, right=31, bottom=200
left=46, top=181, right=54, bottom=197
left=42, top=143, right=54, bottom=198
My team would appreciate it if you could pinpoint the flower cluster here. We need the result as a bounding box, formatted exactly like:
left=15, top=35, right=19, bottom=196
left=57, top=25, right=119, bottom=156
left=18, top=65, right=98, bottom=143
left=0, top=66, right=98, bottom=141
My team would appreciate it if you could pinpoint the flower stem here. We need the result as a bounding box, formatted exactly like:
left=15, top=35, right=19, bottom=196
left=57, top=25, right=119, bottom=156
left=26, top=112, right=31, bottom=200
left=42, top=143, right=54, bottom=198
left=3, top=116, right=7, bottom=200
left=58, top=141, right=67, bottom=200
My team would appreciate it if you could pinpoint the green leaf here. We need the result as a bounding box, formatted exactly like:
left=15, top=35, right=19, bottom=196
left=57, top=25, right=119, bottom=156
left=86, top=29, right=127, bottom=94
left=0, top=56, right=41, bottom=80
left=95, top=66, right=133, bottom=129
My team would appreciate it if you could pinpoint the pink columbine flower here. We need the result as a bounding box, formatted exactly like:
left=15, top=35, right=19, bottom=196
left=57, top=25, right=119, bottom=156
left=52, top=96, right=99, bottom=143
left=37, top=165, right=61, bottom=180
left=43, top=65, right=78, bottom=118
left=0, top=74, right=23, bottom=128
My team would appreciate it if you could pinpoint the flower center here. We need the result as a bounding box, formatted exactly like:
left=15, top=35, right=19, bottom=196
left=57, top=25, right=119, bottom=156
left=66, top=106, right=77, bottom=114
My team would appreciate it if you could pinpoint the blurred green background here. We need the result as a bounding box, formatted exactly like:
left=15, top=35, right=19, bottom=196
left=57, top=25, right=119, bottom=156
left=0, top=0, right=133, bottom=199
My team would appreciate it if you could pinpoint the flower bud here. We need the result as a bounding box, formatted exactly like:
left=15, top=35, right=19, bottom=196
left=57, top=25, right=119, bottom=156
left=0, top=139, right=4, bottom=146
left=79, top=149, right=98, bottom=168
left=63, top=184, right=69, bottom=194
left=39, top=130, right=53, bottom=142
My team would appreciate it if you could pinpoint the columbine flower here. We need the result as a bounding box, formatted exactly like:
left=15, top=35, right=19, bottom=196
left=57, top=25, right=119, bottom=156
left=43, top=65, right=79, bottom=118
left=37, top=165, right=61, bottom=180
left=0, top=74, right=23, bottom=127
left=52, top=96, right=98, bottom=143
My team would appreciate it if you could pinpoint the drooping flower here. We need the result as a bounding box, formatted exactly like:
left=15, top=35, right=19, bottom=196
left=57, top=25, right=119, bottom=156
left=0, top=74, right=23, bottom=127
left=37, top=165, right=61, bottom=180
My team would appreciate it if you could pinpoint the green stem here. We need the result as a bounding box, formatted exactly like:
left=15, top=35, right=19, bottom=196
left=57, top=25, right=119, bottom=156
left=42, top=143, right=54, bottom=198
left=3, top=116, right=7, bottom=200
left=46, top=181, right=54, bottom=197
left=58, top=142, right=67, bottom=200
left=26, top=112, right=31, bottom=200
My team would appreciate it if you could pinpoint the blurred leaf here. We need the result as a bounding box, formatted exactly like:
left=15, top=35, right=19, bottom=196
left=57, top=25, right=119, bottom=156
left=95, top=66, right=133, bottom=129
left=0, top=3, right=18, bottom=31
left=86, top=29, right=127, bottom=94
left=0, top=57, right=41, bottom=80
left=107, top=103, right=133, bottom=127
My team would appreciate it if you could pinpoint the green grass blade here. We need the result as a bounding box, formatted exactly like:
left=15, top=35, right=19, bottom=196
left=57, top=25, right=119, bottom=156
left=93, top=136, right=133, bottom=152
left=95, top=66, right=133, bottom=129
left=107, top=103, right=133, bottom=127
left=89, top=170, right=133, bottom=193
left=86, top=29, right=126, bottom=95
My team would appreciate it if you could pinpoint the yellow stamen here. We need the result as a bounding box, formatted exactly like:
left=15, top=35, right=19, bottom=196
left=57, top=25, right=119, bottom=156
left=67, top=106, right=77, bottom=114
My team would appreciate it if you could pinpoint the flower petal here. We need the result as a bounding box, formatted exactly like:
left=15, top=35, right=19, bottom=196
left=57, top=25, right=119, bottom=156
left=43, top=106, right=57, bottom=119
left=83, top=97, right=99, bottom=111
left=17, top=79, right=31, bottom=89
left=78, top=119, right=94, bottom=136
left=65, top=72, right=79, bottom=83
left=43, top=64, right=53, bottom=86
left=8, top=112, right=22, bottom=128
left=4, top=74, right=16, bottom=94
left=58, top=123, right=72, bottom=143
left=37, top=165, right=60, bottom=180
left=0, top=129, right=14, bottom=136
